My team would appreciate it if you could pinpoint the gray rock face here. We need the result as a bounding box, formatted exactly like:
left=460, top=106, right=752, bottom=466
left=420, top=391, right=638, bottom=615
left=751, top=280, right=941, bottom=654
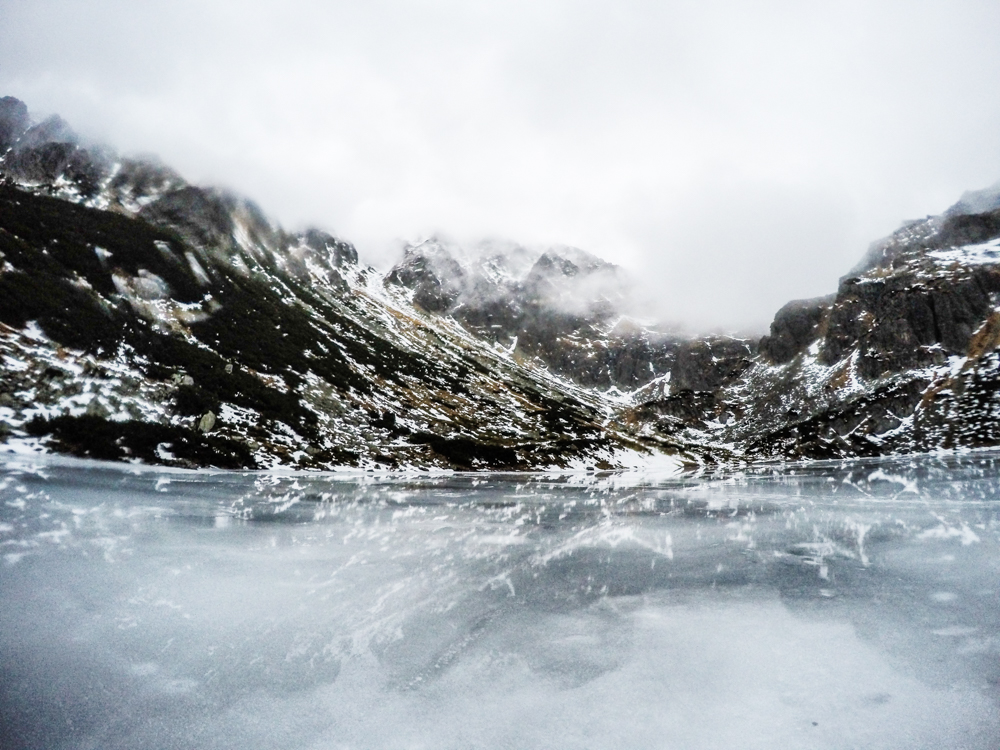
left=139, top=187, right=264, bottom=255
left=385, top=240, right=466, bottom=312
left=198, top=411, right=217, bottom=433
left=946, top=181, right=1000, bottom=218
left=825, top=269, right=999, bottom=377
left=303, top=229, right=358, bottom=268
left=846, top=216, right=942, bottom=277
left=805, top=207, right=1000, bottom=379
left=759, top=296, right=832, bottom=364
left=0, top=96, right=29, bottom=154
left=670, top=338, right=755, bottom=393
left=936, top=208, right=1000, bottom=248
left=0, top=114, right=113, bottom=199
left=107, top=157, right=186, bottom=207
left=848, top=206, right=1000, bottom=278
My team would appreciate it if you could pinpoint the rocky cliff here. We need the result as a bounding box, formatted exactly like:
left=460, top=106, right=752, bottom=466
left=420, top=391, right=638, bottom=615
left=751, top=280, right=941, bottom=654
left=622, top=190, right=1000, bottom=461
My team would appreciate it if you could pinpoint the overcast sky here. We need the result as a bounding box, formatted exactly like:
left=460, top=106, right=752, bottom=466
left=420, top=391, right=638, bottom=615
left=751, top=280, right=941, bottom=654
left=3, top=0, right=1000, bottom=332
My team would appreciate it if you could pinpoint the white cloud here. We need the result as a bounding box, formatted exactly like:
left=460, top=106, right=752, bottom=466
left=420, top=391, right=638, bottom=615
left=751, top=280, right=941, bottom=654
left=3, top=0, right=1000, bottom=331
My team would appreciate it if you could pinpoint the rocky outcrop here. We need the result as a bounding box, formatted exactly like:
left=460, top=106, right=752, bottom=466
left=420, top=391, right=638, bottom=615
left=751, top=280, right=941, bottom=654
left=824, top=267, right=1000, bottom=377
left=716, top=197, right=1000, bottom=460
left=0, top=116, right=112, bottom=200
left=0, top=97, right=29, bottom=154
left=670, top=338, right=756, bottom=393
left=759, top=296, right=832, bottom=364
left=385, top=240, right=466, bottom=312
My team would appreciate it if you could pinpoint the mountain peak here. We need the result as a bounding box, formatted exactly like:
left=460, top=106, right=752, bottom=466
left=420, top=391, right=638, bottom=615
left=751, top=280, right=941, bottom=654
left=947, top=180, right=1000, bottom=218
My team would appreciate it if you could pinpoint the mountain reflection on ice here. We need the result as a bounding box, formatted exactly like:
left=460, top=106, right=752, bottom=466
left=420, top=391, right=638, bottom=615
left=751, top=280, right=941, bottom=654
left=1, top=454, right=999, bottom=749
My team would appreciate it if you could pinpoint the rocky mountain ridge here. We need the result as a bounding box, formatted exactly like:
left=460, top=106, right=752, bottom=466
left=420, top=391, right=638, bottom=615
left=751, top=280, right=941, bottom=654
left=0, top=96, right=696, bottom=471
left=384, top=236, right=755, bottom=394
left=3, top=94, right=1000, bottom=470
left=627, top=190, right=1000, bottom=461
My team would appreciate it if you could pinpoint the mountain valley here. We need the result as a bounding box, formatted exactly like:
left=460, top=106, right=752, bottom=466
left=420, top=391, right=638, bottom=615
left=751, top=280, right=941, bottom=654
left=3, top=95, right=1000, bottom=470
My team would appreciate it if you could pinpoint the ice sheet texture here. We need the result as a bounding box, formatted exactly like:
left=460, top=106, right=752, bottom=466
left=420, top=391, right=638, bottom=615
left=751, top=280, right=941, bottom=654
left=1, top=454, right=999, bottom=749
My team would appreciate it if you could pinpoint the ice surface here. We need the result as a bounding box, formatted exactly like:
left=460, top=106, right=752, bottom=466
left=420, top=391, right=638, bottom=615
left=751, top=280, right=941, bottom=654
left=1, top=454, right=999, bottom=749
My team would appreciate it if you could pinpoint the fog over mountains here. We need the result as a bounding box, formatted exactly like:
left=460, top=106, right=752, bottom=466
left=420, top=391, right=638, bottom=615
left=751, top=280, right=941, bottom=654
left=3, top=95, right=1000, bottom=471
left=6, top=1, right=1000, bottom=333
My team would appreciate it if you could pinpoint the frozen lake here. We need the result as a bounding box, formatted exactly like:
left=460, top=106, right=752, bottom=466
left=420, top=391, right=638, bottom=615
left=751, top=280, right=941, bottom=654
left=2, top=454, right=999, bottom=749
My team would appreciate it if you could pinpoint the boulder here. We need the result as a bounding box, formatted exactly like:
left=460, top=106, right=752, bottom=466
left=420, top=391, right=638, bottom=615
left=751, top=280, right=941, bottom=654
left=198, top=411, right=216, bottom=433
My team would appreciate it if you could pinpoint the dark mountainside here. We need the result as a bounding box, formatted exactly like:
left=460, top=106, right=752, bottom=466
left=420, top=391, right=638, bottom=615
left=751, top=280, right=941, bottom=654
left=3, top=95, right=1000, bottom=470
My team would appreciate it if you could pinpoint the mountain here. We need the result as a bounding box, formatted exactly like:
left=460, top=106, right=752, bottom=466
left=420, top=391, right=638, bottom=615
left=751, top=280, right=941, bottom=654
left=0, top=97, right=697, bottom=471
left=3, top=94, right=1000, bottom=470
left=385, top=236, right=755, bottom=393
left=623, top=201, right=1000, bottom=461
